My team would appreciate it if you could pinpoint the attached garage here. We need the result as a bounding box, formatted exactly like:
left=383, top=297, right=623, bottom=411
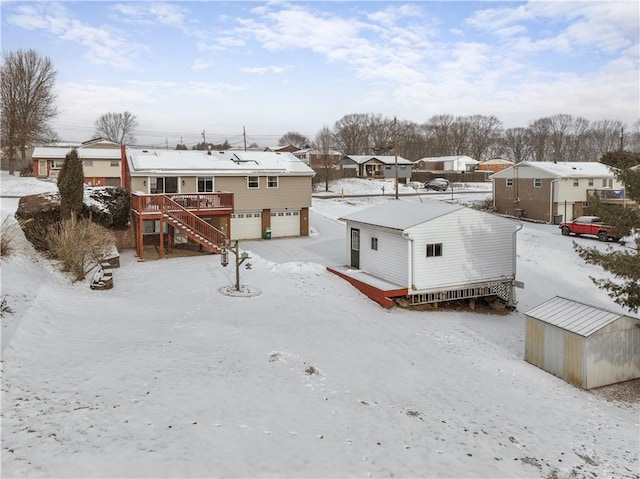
left=525, top=296, right=640, bottom=389
left=270, top=210, right=300, bottom=237
left=230, top=212, right=262, bottom=240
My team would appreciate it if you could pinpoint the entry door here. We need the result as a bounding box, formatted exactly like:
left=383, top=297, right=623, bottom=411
left=350, top=228, right=360, bottom=268
left=38, top=160, right=47, bottom=177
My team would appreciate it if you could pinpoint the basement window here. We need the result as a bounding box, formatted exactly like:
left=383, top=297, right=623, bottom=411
left=426, top=243, right=443, bottom=257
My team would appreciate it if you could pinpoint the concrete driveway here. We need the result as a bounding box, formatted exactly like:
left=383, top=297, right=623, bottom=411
left=240, top=210, right=346, bottom=266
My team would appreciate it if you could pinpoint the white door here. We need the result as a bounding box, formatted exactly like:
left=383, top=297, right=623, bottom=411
left=270, top=210, right=300, bottom=237
left=230, top=212, right=262, bottom=240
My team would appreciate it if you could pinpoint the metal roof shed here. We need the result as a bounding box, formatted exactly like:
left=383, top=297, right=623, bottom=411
left=524, top=296, right=640, bottom=389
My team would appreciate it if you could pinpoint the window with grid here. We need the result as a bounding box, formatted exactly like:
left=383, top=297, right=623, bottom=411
left=247, top=176, right=259, bottom=188
left=197, top=177, right=213, bottom=192
left=506, top=178, right=513, bottom=187
left=534, top=178, right=542, bottom=188
left=371, top=237, right=378, bottom=250
left=267, top=176, right=278, bottom=188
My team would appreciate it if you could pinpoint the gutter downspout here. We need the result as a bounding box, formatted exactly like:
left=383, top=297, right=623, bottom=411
left=403, top=232, right=415, bottom=290
left=550, top=178, right=560, bottom=223
left=511, top=222, right=524, bottom=307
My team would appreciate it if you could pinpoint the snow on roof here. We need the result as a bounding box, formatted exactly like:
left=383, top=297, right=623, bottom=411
left=479, top=158, right=514, bottom=165
left=418, top=155, right=479, bottom=164
left=126, top=149, right=314, bottom=176
left=339, top=199, right=463, bottom=230
left=343, top=155, right=413, bottom=165
left=524, top=296, right=636, bottom=337
left=32, top=147, right=121, bottom=159
left=493, top=161, right=615, bottom=178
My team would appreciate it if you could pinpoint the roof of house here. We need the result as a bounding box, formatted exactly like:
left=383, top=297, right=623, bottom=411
left=125, top=148, right=314, bottom=176
left=478, top=158, right=514, bottom=165
left=339, top=199, right=463, bottom=230
left=417, top=155, right=479, bottom=164
left=492, top=161, right=616, bottom=179
left=524, top=296, right=636, bottom=337
left=32, top=147, right=122, bottom=160
left=342, top=155, right=413, bottom=165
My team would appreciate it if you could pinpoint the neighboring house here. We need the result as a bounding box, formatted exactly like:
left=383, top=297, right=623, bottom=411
left=524, top=296, right=640, bottom=389
left=328, top=200, right=521, bottom=308
left=414, top=155, right=479, bottom=173
left=123, top=148, right=315, bottom=260
left=292, top=148, right=342, bottom=168
left=476, top=158, right=514, bottom=174
left=339, top=155, right=413, bottom=181
left=32, top=138, right=123, bottom=186
left=272, top=145, right=301, bottom=153
left=491, top=161, right=624, bottom=223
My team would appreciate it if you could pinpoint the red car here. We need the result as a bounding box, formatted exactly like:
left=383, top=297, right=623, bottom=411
left=559, top=215, right=619, bottom=242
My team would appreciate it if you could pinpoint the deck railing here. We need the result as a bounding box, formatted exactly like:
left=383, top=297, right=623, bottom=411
left=162, top=196, right=228, bottom=248
left=131, top=192, right=233, bottom=214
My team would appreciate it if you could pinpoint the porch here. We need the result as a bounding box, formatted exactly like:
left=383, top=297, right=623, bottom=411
left=587, top=189, right=636, bottom=207
left=130, top=192, right=233, bottom=261
left=327, top=265, right=408, bottom=308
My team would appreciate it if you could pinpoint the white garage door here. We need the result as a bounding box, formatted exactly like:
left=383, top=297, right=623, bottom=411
left=230, top=212, right=262, bottom=240
left=270, top=210, right=300, bottom=237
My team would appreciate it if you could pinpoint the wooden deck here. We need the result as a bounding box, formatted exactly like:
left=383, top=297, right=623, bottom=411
left=327, top=265, right=408, bottom=308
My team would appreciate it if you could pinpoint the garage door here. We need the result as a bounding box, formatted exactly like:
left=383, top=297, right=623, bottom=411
left=230, top=212, right=262, bottom=240
left=270, top=210, right=300, bottom=237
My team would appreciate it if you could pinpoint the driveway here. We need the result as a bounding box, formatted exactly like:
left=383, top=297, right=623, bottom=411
left=240, top=210, right=346, bottom=266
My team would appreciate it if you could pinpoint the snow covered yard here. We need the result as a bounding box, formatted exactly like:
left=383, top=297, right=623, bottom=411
left=1, top=172, right=638, bottom=478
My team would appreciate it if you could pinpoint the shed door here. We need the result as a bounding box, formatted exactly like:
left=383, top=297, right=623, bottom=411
left=350, top=228, right=360, bottom=268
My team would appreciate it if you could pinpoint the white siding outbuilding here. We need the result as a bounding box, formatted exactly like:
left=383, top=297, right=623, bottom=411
left=525, top=296, right=640, bottom=389
left=337, top=199, right=522, bottom=306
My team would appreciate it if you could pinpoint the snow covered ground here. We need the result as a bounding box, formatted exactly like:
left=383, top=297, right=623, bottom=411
left=1, top=172, right=638, bottom=478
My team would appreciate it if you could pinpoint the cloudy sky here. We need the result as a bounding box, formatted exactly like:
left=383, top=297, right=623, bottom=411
left=2, top=1, right=639, bottom=148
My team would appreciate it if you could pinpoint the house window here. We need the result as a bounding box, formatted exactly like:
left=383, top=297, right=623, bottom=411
left=247, top=176, right=259, bottom=188
left=267, top=176, right=278, bottom=188
left=110, top=160, right=119, bottom=167
left=143, top=220, right=168, bottom=234
left=573, top=179, right=579, bottom=187
left=426, top=243, right=443, bottom=257
left=506, top=178, right=513, bottom=187
left=149, top=177, right=178, bottom=194
left=534, top=178, right=542, bottom=188
left=84, top=160, right=93, bottom=167
left=197, top=176, right=214, bottom=192
left=371, top=237, right=378, bottom=250
left=52, top=160, right=64, bottom=169
left=588, top=178, right=594, bottom=187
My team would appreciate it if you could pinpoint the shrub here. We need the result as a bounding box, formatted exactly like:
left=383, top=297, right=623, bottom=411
left=19, top=164, right=34, bottom=177
left=1, top=216, right=21, bottom=257
left=86, top=187, right=130, bottom=228
left=15, top=193, right=61, bottom=250
left=46, top=215, right=115, bottom=281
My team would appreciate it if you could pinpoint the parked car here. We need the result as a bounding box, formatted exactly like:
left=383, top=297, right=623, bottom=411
left=559, top=215, right=619, bottom=242
left=424, top=178, right=450, bottom=191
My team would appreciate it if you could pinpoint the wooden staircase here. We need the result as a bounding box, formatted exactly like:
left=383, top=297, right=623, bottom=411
left=163, top=196, right=228, bottom=253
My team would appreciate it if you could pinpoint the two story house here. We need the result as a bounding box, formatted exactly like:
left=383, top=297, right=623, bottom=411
left=491, top=161, right=623, bottom=223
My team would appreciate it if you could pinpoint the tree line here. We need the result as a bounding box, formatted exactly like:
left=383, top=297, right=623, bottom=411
left=294, top=112, right=640, bottom=163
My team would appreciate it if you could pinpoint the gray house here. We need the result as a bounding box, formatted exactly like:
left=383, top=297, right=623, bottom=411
left=339, top=155, right=413, bottom=181
left=525, top=296, right=640, bottom=389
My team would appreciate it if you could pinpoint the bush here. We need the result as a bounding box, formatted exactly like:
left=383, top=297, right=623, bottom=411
left=15, top=193, right=61, bottom=250
left=1, top=216, right=23, bottom=257
left=46, top=215, right=115, bottom=281
left=19, top=164, right=34, bottom=177
left=86, top=187, right=130, bottom=228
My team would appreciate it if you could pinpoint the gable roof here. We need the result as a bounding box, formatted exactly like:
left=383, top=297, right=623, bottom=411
left=492, top=161, right=615, bottom=179
left=417, top=155, right=478, bottom=164
left=524, top=296, right=636, bottom=337
left=339, top=199, right=463, bottom=230
left=343, top=155, right=413, bottom=165
left=125, top=148, right=314, bottom=176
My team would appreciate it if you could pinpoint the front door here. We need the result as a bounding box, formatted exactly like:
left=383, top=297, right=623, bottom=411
left=350, top=228, right=360, bottom=268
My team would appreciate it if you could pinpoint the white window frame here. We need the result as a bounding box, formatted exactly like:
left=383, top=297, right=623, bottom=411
left=267, top=176, right=279, bottom=188
left=371, top=237, right=378, bottom=250
left=426, top=243, right=443, bottom=257
left=52, top=160, right=64, bottom=169
left=506, top=178, right=513, bottom=187
left=197, top=176, right=214, bottom=193
left=573, top=178, right=579, bottom=187
left=110, top=160, right=119, bottom=167
left=247, top=176, right=259, bottom=189
left=534, top=178, right=542, bottom=188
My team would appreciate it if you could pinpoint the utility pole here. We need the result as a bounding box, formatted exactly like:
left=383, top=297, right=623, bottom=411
left=620, top=127, right=624, bottom=151
left=394, top=115, right=398, bottom=200
left=243, top=126, right=247, bottom=151
left=202, top=130, right=206, bottom=149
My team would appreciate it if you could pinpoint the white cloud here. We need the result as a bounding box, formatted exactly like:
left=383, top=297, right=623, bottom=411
left=241, top=65, right=288, bottom=75
left=111, top=2, right=188, bottom=29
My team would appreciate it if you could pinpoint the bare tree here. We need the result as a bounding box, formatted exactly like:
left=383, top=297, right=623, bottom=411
left=333, top=113, right=373, bottom=155
left=1, top=49, right=58, bottom=175
left=278, top=131, right=310, bottom=149
left=449, top=116, right=472, bottom=156
left=466, top=114, right=503, bottom=161
left=503, top=128, right=532, bottom=163
left=588, top=119, right=625, bottom=158
left=425, top=114, right=455, bottom=156
left=313, top=126, right=337, bottom=192
left=528, top=117, right=552, bottom=162
left=629, top=119, right=640, bottom=153
left=94, top=111, right=138, bottom=144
